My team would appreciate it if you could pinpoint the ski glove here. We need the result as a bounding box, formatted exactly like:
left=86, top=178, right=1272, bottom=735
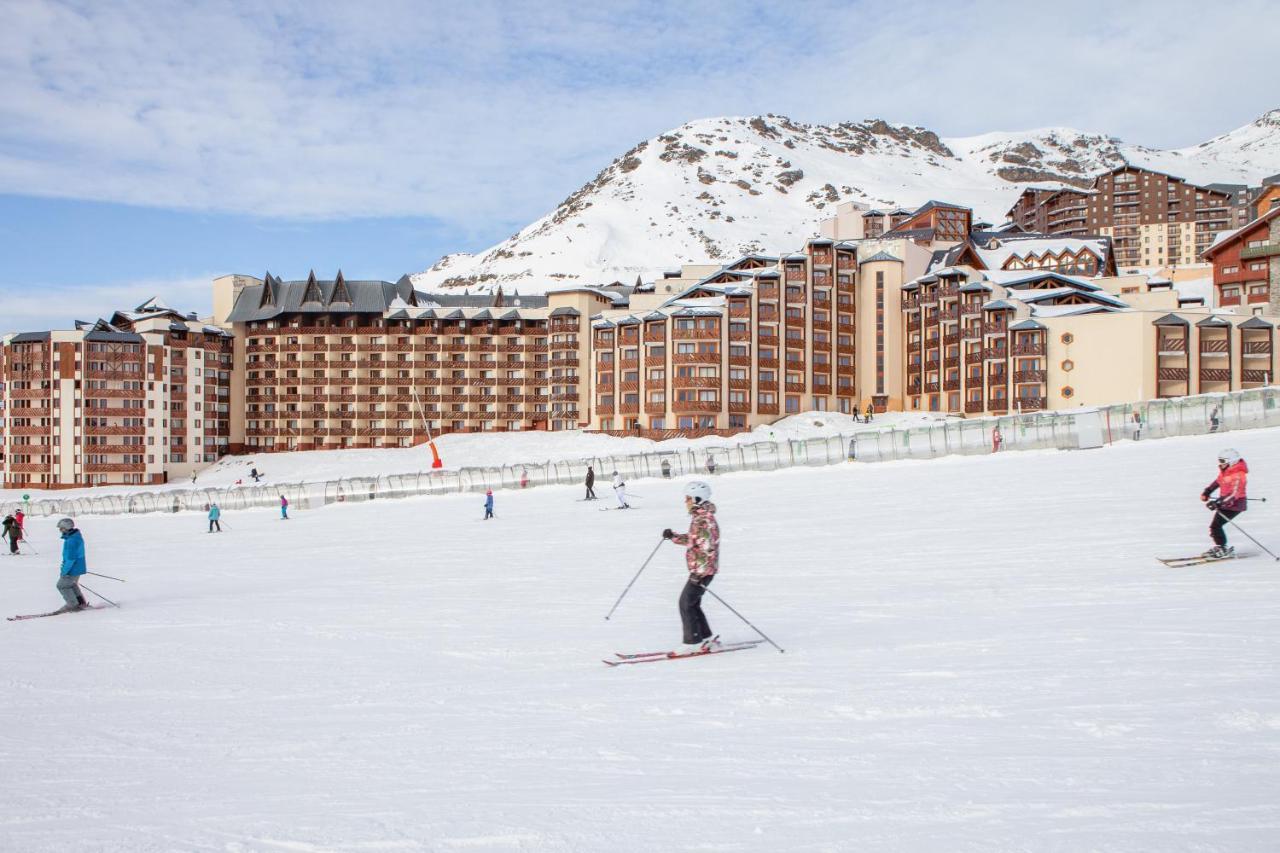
left=1207, top=499, right=1220, bottom=511
left=662, top=528, right=674, bottom=540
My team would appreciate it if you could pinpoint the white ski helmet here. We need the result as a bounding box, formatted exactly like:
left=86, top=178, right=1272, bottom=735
left=1218, top=448, right=1241, bottom=465
left=684, top=480, right=712, bottom=504
left=56, top=518, right=75, bottom=532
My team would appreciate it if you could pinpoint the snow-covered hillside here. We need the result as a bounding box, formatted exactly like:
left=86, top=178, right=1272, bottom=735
left=414, top=110, right=1280, bottom=293
left=4, top=429, right=1279, bottom=850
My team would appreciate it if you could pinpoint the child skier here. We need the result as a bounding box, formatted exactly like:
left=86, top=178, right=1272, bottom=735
left=662, top=480, right=719, bottom=653
left=55, top=518, right=89, bottom=612
left=612, top=470, right=629, bottom=509
left=1201, top=448, right=1248, bottom=558
left=484, top=489, right=495, bottom=520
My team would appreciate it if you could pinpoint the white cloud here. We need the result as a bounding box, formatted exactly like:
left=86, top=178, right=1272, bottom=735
left=0, top=0, right=1275, bottom=229
left=2, top=275, right=213, bottom=334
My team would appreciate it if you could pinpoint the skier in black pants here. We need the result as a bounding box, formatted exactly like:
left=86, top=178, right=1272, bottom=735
left=662, top=481, right=720, bottom=653
left=1201, top=448, right=1248, bottom=558
left=2, top=514, right=20, bottom=554
left=584, top=466, right=597, bottom=500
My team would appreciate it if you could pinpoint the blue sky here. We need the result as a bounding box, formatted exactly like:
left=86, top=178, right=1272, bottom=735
left=2, top=0, right=1278, bottom=330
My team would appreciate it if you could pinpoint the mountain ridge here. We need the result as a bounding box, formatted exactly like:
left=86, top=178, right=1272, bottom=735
left=413, top=109, right=1280, bottom=294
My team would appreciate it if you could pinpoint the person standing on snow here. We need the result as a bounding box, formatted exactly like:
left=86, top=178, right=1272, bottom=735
left=14, top=508, right=25, bottom=539
left=1201, top=448, right=1248, bottom=558
left=279, top=495, right=289, bottom=520
left=208, top=503, right=222, bottom=533
left=585, top=466, right=597, bottom=501
left=55, top=518, right=89, bottom=612
left=2, top=514, right=20, bottom=554
left=612, top=470, right=629, bottom=509
left=662, top=480, right=720, bottom=653
left=484, top=489, right=495, bottom=520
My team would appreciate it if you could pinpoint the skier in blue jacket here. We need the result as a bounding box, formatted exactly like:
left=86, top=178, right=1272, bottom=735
left=56, top=517, right=89, bottom=612
left=208, top=503, right=222, bottom=533
left=484, top=489, right=495, bottom=520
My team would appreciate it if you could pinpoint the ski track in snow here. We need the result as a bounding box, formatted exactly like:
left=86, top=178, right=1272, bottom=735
left=2, top=429, right=1279, bottom=851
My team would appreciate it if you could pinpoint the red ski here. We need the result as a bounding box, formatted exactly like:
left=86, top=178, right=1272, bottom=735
left=604, top=640, right=762, bottom=666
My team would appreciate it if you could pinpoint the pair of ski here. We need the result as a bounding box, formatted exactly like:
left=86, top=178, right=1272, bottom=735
left=603, top=638, right=763, bottom=667
left=8, top=604, right=110, bottom=622
left=1158, top=551, right=1240, bottom=568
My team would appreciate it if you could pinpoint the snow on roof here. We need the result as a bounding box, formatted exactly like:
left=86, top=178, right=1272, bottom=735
left=975, top=236, right=1110, bottom=271
left=861, top=250, right=902, bottom=264
left=1027, top=304, right=1113, bottom=318
left=982, top=269, right=1103, bottom=292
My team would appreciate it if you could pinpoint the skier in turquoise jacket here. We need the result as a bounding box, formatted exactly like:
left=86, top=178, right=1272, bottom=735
left=56, top=517, right=89, bottom=612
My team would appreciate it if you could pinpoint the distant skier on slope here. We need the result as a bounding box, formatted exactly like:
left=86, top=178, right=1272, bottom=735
left=280, top=495, right=289, bottom=520
left=1201, top=448, right=1248, bottom=558
left=612, top=470, right=629, bottom=509
left=585, top=466, right=597, bottom=500
left=2, top=513, right=20, bottom=554
left=484, top=489, right=495, bottom=520
left=55, top=518, right=89, bottom=612
left=208, top=503, right=222, bottom=533
left=662, top=480, right=719, bottom=653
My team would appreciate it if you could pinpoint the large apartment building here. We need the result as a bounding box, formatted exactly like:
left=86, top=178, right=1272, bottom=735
left=212, top=271, right=605, bottom=451
left=897, top=231, right=1280, bottom=415
left=586, top=201, right=964, bottom=431
left=0, top=300, right=233, bottom=489
left=1007, top=166, right=1248, bottom=271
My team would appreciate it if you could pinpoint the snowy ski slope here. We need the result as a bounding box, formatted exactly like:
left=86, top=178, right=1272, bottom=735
left=2, top=429, right=1278, bottom=851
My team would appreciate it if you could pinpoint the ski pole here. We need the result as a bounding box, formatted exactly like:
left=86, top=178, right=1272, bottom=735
left=80, top=583, right=120, bottom=608
left=86, top=571, right=126, bottom=583
left=1215, top=509, right=1280, bottom=561
left=698, top=584, right=786, bottom=653
left=604, top=539, right=664, bottom=621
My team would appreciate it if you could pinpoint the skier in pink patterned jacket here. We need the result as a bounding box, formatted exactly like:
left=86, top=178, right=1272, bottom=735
left=663, top=480, right=720, bottom=652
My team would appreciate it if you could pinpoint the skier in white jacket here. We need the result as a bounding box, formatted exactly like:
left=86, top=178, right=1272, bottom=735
left=611, top=470, right=630, bottom=509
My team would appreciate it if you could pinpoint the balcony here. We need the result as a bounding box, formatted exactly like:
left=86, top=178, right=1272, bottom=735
left=1199, top=339, right=1229, bottom=355
left=1158, top=337, right=1186, bottom=353
left=1241, top=242, right=1280, bottom=260
left=943, top=378, right=960, bottom=391
left=1243, top=369, right=1271, bottom=383
left=1015, top=397, right=1047, bottom=411
left=673, top=328, right=720, bottom=341
left=964, top=400, right=985, bottom=414
left=1220, top=295, right=1242, bottom=307
left=1200, top=368, right=1231, bottom=383
left=1013, top=369, right=1046, bottom=384
left=673, top=376, right=720, bottom=389
left=673, top=352, right=720, bottom=365
left=1243, top=340, right=1273, bottom=356
left=1012, top=342, right=1045, bottom=356
left=984, top=348, right=1008, bottom=361
left=672, top=401, right=721, bottom=414
left=923, top=382, right=940, bottom=394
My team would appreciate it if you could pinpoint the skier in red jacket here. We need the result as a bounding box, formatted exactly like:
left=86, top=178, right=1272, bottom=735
left=1201, top=448, right=1248, bottom=558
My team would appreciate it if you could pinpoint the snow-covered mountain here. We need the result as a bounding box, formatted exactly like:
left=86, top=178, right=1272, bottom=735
left=414, top=110, right=1280, bottom=293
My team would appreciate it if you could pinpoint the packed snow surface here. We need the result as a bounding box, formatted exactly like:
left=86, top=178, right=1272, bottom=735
left=0, top=411, right=952, bottom=500
left=3, top=429, right=1279, bottom=850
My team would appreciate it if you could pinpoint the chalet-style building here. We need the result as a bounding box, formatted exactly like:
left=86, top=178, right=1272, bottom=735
left=1203, top=204, right=1280, bottom=316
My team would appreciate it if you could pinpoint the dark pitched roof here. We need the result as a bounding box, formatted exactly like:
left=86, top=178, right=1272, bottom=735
left=1239, top=316, right=1274, bottom=329
left=860, top=250, right=902, bottom=264
left=1195, top=316, right=1232, bottom=328
left=1152, top=313, right=1189, bottom=327
left=227, top=273, right=421, bottom=322
left=10, top=332, right=51, bottom=343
